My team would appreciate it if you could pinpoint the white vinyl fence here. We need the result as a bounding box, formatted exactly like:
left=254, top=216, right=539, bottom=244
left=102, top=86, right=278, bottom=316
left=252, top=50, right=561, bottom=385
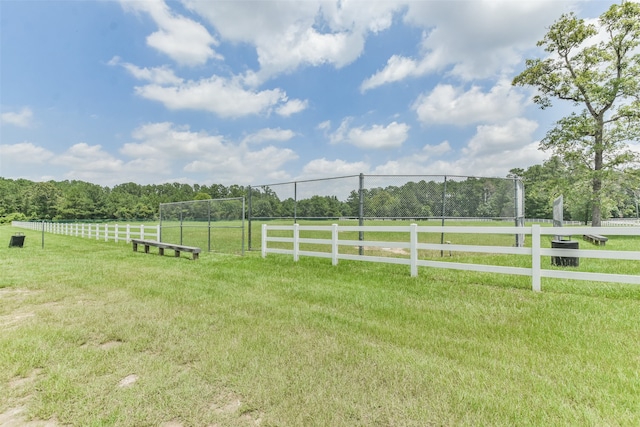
left=12, top=221, right=160, bottom=243
left=262, top=224, right=640, bottom=291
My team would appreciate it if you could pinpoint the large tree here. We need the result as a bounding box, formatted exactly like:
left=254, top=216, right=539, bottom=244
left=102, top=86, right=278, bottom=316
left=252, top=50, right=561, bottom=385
left=513, top=1, right=640, bottom=226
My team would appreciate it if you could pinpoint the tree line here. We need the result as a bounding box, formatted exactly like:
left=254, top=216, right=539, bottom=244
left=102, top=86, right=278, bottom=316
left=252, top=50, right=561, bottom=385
left=1, top=160, right=639, bottom=224
left=0, top=179, right=246, bottom=223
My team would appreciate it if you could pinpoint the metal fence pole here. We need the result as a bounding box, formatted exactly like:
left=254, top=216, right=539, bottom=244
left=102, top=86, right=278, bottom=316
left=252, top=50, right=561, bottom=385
left=441, top=176, right=447, bottom=257
left=359, top=173, right=364, bottom=256
left=180, top=209, right=183, bottom=245
left=241, top=197, right=246, bottom=256
left=294, top=181, right=298, bottom=224
left=208, top=199, right=211, bottom=252
left=514, top=178, right=520, bottom=247
left=247, top=186, right=252, bottom=251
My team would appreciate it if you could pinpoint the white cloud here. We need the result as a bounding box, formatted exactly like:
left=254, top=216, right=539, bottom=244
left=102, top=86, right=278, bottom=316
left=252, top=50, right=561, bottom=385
left=183, top=0, right=403, bottom=83
left=109, top=56, right=183, bottom=85
left=317, top=120, right=331, bottom=131
left=134, top=75, right=289, bottom=118
left=276, top=99, right=308, bottom=117
left=361, top=52, right=443, bottom=92
left=329, top=118, right=410, bottom=149
left=242, top=128, right=296, bottom=144
left=463, top=118, right=539, bottom=157
left=1, top=107, right=33, bottom=127
left=301, top=158, right=370, bottom=178
left=423, top=141, right=452, bottom=156
left=124, top=122, right=225, bottom=158
left=413, top=80, right=525, bottom=126
left=123, top=122, right=298, bottom=184
left=362, top=1, right=575, bottom=90
left=52, top=143, right=124, bottom=171
left=120, top=0, right=221, bottom=66
left=0, top=142, right=53, bottom=163
left=371, top=116, right=545, bottom=178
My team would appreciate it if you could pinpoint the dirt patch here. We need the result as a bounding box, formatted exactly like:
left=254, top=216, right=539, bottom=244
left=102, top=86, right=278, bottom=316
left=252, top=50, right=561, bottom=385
left=209, top=391, right=262, bottom=425
left=0, top=311, right=35, bottom=329
left=0, top=288, right=38, bottom=298
left=0, top=406, right=58, bottom=427
left=118, top=374, right=138, bottom=388
left=99, top=340, right=123, bottom=350
left=359, top=246, right=409, bottom=255
left=211, top=391, right=242, bottom=415
left=9, top=369, right=42, bottom=389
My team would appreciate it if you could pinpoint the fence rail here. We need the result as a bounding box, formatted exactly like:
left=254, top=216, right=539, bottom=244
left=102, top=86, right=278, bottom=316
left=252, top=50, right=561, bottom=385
left=262, top=224, right=640, bottom=291
left=12, top=221, right=160, bottom=243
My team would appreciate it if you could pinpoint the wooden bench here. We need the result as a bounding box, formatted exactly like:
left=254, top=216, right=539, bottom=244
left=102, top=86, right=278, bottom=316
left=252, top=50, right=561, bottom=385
left=583, top=234, right=608, bottom=246
left=131, top=239, right=201, bottom=260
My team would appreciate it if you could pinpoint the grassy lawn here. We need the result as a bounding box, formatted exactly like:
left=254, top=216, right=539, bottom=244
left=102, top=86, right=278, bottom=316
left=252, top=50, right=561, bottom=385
left=1, top=225, right=639, bottom=426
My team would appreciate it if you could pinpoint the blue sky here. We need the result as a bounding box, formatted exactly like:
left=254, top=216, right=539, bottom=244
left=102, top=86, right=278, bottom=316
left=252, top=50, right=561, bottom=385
left=0, top=0, right=620, bottom=187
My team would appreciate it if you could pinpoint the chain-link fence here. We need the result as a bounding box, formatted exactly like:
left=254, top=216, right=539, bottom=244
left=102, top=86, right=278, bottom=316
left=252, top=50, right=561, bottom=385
left=248, top=174, right=524, bottom=250
left=159, top=197, right=245, bottom=255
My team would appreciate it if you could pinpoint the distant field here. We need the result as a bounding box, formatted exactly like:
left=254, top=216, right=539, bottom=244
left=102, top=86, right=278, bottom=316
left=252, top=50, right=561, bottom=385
left=2, top=225, right=639, bottom=426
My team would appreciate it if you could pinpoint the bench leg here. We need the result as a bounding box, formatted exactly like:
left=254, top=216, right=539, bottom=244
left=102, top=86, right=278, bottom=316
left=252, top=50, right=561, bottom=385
left=175, top=250, right=180, bottom=258
left=193, top=253, right=199, bottom=260
left=144, top=245, right=150, bottom=254
left=159, top=248, right=164, bottom=256
left=133, top=242, right=138, bottom=252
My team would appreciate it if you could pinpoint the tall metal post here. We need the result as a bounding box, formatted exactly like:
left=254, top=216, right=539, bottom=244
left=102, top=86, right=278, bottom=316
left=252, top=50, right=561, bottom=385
left=159, top=204, right=163, bottom=242
left=294, top=182, right=298, bottom=224
left=241, top=197, right=246, bottom=256
left=208, top=200, right=212, bottom=252
left=179, top=209, right=183, bottom=245
left=247, top=186, right=252, bottom=251
left=440, top=176, right=447, bottom=257
left=359, top=173, right=364, bottom=256
left=514, top=178, right=520, bottom=247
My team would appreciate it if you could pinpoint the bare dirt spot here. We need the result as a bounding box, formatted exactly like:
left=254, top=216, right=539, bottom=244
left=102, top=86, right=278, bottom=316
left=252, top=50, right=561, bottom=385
left=160, top=422, right=184, bottom=427
left=99, top=340, right=123, bottom=350
left=209, top=391, right=262, bottom=425
left=118, top=374, right=138, bottom=388
left=0, top=288, right=38, bottom=298
left=0, top=406, right=58, bottom=427
left=210, top=391, right=242, bottom=415
left=9, top=369, right=42, bottom=389
left=0, top=311, right=35, bottom=329
left=358, top=246, right=409, bottom=255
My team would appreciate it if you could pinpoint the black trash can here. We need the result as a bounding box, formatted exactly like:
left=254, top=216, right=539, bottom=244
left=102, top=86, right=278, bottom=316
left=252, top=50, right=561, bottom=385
left=9, top=233, right=25, bottom=248
left=551, top=239, right=579, bottom=267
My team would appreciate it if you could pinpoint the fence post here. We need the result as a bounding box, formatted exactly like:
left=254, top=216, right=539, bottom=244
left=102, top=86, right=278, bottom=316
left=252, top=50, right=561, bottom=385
left=293, top=223, right=299, bottom=262
left=141, top=224, right=145, bottom=240
left=104, top=224, right=108, bottom=242
left=294, top=181, right=298, bottom=224
left=532, top=224, right=541, bottom=292
left=156, top=225, right=160, bottom=242
left=332, top=224, right=339, bottom=266
left=115, top=224, right=119, bottom=243
left=248, top=186, right=253, bottom=251
left=441, top=176, right=447, bottom=257
left=262, top=224, right=267, bottom=258
left=359, top=173, right=364, bottom=255
left=126, top=224, right=131, bottom=243
left=410, top=224, right=418, bottom=277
